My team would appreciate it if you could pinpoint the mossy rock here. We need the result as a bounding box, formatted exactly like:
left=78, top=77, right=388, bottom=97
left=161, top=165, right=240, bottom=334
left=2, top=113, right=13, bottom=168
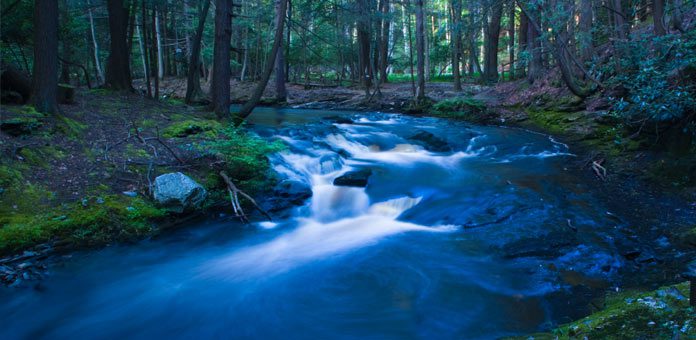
left=0, top=117, right=43, bottom=136
left=430, top=97, right=490, bottom=122
left=511, top=282, right=695, bottom=339
left=162, top=119, right=223, bottom=138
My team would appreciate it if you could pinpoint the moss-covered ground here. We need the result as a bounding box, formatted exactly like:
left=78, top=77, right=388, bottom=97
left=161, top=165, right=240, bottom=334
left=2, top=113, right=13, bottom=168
left=0, top=89, right=278, bottom=257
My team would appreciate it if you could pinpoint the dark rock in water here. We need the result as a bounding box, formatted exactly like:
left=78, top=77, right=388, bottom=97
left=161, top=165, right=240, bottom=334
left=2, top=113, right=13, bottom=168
left=0, top=117, right=43, bottom=136
left=274, top=180, right=313, bottom=204
left=263, top=180, right=313, bottom=214
left=322, top=116, right=353, bottom=125
left=408, top=130, right=451, bottom=152
left=501, top=231, right=578, bottom=259
left=622, top=250, right=641, bottom=261
left=334, top=169, right=372, bottom=187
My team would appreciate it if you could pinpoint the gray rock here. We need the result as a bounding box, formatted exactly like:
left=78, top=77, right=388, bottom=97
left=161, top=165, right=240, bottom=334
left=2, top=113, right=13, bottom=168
left=153, top=172, right=207, bottom=213
left=408, top=130, right=451, bottom=152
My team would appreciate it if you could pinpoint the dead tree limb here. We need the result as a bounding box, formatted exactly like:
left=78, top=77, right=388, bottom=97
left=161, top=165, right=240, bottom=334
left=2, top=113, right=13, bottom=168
left=219, top=171, right=273, bottom=222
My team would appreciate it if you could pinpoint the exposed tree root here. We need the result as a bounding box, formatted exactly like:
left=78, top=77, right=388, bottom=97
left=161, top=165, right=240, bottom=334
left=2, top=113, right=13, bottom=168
left=219, top=171, right=272, bottom=223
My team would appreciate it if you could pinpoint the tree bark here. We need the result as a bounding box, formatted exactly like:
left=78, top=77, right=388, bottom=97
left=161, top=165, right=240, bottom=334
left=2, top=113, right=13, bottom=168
left=451, top=0, right=462, bottom=90
left=357, top=0, right=372, bottom=96
left=379, top=0, right=390, bottom=84
left=579, top=0, right=593, bottom=61
left=105, top=0, right=133, bottom=90
left=526, top=4, right=542, bottom=83
left=415, top=0, right=426, bottom=100
left=483, top=0, right=503, bottom=83
left=653, top=0, right=666, bottom=35
left=141, top=2, right=151, bottom=98
left=236, top=0, right=288, bottom=122
left=507, top=2, right=515, bottom=80
left=211, top=0, right=232, bottom=117
left=518, top=9, right=528, bottom=76
left=155, top=9, right=164, bottom=79
left=274, top=0, right=287, bottom=102
left=87, top=0, right=104, bottom=85
left=185, top=0, right=211, bottom=104
left=31, top=0, right=59, bottom=114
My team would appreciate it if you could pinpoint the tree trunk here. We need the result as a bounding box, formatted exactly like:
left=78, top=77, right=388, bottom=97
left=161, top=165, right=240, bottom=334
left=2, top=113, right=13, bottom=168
left=526, top=4, right=542, bottom=83
left=518, top=9, right=528, bottom=77
left=237, top=0, right=288, bottom=122
left=185, top=0, right=211, bottom=104
left=483, top=0, right=503, bottom=83
left=211, top=0, right=232, bottom=117
left=579, top=0, right=593, bottom=61
left=274, top=0, right=287, bottom=102
left=151, top=3, right=159, bottom=99
left=357, top=0, right=372, bottom=96
left=507, top=2, right=515, bottom=80
left=155, top=9, right=164, bottom=79
left=379, top=0, right=390, bottom=84
left=141, top=2, right=151, bottom=98
left=451, top=0, right=462, bottom=90
left=653, top=0, right=666, bottom=35
left=415, top=0, right=425, bottom=100
left=31, top=0, right=59, bottom=114
left=105, top=0, right=132, bottom=90
left=87, top=0, right=104, bottom=85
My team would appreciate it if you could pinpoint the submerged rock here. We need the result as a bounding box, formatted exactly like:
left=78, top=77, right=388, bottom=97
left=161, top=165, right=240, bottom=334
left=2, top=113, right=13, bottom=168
left=153, top=172, right=206, bottom=213
left=333, top=169, right=372, bottom=187
left=275, top=180, right=313, bottom=204
left=407, top=130, right=451, bottom=152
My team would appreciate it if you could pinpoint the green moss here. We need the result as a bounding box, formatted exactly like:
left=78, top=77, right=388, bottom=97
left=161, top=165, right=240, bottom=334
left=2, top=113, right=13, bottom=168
left=162, top=119, right=223, bottom=138
left=430, top=97, right=489, bottom=122
left=54, top=115, right=88, bottom=138
left=0, top=165, right=23, bottom=188
left=515, top=282, right=695, bottom=339
left=0, top=195, right=167, bottom=255
left=3, top=105, right=44, bottom=118
left=18, top=146, right=66, bottom=168
left=125, top=144, right=151, bottom=159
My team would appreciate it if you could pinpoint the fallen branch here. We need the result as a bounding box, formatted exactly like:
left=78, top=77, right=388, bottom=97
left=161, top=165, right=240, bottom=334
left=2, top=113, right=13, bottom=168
left=219, top=171, right=272, bottom=223
left=592, top=159, right=607, bottom=181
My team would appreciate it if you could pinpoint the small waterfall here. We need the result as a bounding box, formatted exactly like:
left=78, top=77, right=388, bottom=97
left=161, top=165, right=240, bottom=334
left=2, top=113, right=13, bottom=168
left=205, top=121, right=461, bottom=278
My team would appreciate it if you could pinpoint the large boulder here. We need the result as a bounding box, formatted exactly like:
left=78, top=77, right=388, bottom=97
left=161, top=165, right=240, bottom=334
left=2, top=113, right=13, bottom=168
left=153, top=172, right=206, bottom=213
left=408, top=130, right=451, bottom=152
left=333, top=169, right=372, bottom=187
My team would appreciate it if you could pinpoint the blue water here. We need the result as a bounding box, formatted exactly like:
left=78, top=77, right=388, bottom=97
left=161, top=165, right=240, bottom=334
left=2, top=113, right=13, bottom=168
left=0, top=111, right=633, bottom=339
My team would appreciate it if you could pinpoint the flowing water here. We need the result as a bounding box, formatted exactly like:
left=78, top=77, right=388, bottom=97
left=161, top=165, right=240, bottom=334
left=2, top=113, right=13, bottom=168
left=1, top=109, right=651, bottom=339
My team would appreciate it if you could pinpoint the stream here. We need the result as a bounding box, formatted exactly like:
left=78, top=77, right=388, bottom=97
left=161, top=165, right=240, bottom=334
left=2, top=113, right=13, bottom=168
left=0, top=109, right=675, bottom=339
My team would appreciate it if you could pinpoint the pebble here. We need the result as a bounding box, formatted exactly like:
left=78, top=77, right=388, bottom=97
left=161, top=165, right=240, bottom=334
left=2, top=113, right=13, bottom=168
left=647, top=321, right=656, bottom=327
left=122, top=191, right=138, bottom=197
left=96, top=197, right=105, bottom=204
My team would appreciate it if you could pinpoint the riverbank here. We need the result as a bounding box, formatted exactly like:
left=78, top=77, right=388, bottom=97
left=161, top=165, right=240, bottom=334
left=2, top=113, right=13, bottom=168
left=0, top=89, right=284, bottom=285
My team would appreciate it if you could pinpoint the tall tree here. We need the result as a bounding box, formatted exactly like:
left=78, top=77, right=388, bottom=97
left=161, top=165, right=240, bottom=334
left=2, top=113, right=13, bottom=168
left=31, top=0, right=59, bottom=114
left=507, top=2, right=515, bottom=80
left=274, top=0, right=287, bottom=102
left=185, top=0, right=211, bottom=104
left=415, top=0, right=426, bottom=100
left=483, top=0, right=503, bottom=82
left=526, top=4, right=542, bottom=83
left=653, top=0, right=666, bottom=35
left=357, top=0, right=372, bottom=96
left=105, top=0, right=132, bottom=90
left=378, top=0, right=391, bottom=84
left=237, top=0, right=288, bottom=122
left=211, top=0, right=233, bottom=117
left=578, top=0, right=593, bottom=61
left=450, top=0, right=463, bottom=90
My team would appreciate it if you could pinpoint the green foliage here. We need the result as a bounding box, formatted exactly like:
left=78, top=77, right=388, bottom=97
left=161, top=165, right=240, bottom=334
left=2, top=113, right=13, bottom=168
left=200, top=127, right=283, bottom=185
left=431, top=97, right=487, bottom=120
left=611, top=32, right=696, bottom=140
